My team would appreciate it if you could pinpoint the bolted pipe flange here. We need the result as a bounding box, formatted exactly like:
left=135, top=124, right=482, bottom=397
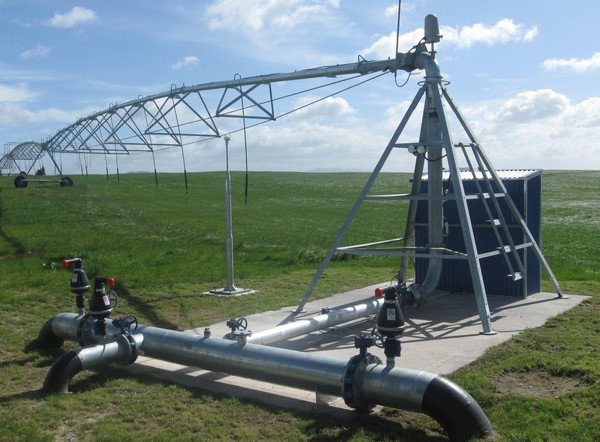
left=233, top=329, right=252, bottom=346
left=118, top=333, right=142, bottom=365
left=343, top=352, right=382, bottom=412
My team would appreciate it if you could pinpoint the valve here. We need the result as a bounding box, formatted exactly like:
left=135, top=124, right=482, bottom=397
left=226, top=317, right=248, bottom=334
left=63, top=258, right=90, bottom=315
left=224, top=318, right=251, bottom=342
left=354, top=333, right=375, bottom=357
left=88, top=276, right=117, bottom=335
left=112, top=314, right=138, bottom=335
left=374, top=284, right=407, bottom=367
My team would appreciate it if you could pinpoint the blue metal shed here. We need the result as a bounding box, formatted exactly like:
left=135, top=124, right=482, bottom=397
left=415, top=169, right=542, bottom=297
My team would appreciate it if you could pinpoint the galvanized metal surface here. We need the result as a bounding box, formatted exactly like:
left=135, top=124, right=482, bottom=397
left=247, top=297, right=383, bottom=345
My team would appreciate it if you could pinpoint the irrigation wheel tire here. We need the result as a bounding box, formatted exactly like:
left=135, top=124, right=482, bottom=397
left=60, top=176, right=74, bottom=187
left=14, top=175, right=28, bottom=188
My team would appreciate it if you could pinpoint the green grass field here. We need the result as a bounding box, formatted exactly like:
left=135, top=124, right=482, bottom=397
left=1, top=170, right=598, bottom=441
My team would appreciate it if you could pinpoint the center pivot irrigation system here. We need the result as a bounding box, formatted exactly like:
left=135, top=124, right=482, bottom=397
left=31, top=13, right=566, bottom=440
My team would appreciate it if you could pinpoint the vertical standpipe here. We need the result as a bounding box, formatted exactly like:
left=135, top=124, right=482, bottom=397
left=208, top=135, right=253, bottom=295
left=403, top=52, right=445, bottom=307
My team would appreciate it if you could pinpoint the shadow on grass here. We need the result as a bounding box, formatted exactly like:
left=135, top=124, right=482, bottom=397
left=0, top=387, right=46, bottom=405
left=112, top=280, right=181, bottom=331
left=61, top=369, right=448, bottom=441
left=0, top=188, right=27, bottom=255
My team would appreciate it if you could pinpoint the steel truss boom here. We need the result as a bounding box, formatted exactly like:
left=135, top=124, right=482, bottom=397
left=26, top=57, right=405, bottom=159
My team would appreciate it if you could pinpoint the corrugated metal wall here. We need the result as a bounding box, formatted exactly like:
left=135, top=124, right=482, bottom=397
left=415, top=170, right=541, bottom=297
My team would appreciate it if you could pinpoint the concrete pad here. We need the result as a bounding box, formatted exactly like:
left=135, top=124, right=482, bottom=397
left=128, top=285, right=587, bottom=412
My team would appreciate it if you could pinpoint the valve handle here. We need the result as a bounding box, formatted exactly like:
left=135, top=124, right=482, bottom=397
left=108, top=290, right=119, bottom=308
left=62, top=258, right=83, bottom=269
left=226, top=317, right=248, bottom=332
left=112, top=314, right=138, bottom=335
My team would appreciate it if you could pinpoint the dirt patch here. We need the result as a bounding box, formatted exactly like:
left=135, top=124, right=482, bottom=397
left=494, top=369, right=589, bottom=399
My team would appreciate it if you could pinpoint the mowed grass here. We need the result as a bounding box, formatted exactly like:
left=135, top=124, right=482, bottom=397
left=0, top=170, right=599, bottom=441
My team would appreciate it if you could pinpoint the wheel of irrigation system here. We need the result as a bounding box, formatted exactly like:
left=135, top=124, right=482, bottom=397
left=14, top=175, right=28, bottom=188
left=59, top=176, right=74, bottom=187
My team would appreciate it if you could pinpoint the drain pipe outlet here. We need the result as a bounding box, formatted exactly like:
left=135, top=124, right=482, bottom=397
left=37, top=313, right=92, bottom=347
left=37, top=317, right=67, bottom=348
left=357, top=364, right=493, bottom=440
left=43, top=333, right=143, bottom=394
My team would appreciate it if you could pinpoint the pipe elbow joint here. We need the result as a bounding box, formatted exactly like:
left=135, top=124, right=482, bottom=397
left=422, top=375, right=494, bottom=441
left=404, top=284, right=427, bottom=309
left=414, top=52, right=441, bottom=79
left=36, top=317, right=66, bottom=349
left=43, top=334, right=142, bottom=394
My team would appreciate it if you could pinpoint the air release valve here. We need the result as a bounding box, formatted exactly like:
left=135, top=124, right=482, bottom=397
left=88, top=276, right=117, bottom=335
left=63, top=258, right=90, bottom=315
left=375, top=285, right=407, bottom=367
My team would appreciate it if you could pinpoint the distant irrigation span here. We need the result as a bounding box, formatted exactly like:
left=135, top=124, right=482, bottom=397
left=1, top=57, right=402, bottom=178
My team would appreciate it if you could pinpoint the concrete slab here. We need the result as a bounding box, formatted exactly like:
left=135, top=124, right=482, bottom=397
left=128, top=285, right=587, bottom=412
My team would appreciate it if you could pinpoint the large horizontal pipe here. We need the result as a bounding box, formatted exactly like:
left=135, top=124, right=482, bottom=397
left=39, top=314, right=492, bottom=440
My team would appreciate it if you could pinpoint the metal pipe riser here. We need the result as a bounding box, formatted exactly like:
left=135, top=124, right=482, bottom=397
left=405, top=52, right=446, bottom=308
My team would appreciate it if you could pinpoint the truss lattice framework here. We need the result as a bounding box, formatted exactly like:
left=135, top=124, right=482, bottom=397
left=0, top=141, right=46, bottom=173
left=0, top=57, right=401, bottom=174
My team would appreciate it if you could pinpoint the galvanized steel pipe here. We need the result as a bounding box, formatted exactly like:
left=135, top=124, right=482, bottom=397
left=404, top=51, right=445, bottom=307
left=247, top=297, right=383, bottom=345
left=39, top=314, right=492, bottom=440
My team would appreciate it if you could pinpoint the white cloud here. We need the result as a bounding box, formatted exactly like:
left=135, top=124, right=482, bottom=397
left=0, top=83, right=38, bottom=103
left=172, top=56, right=199, bottom=70
left=384, top=5, right=398, bottom=18
left=495, top=89, right=570, bottom=123
left=443, top=19, right=538, bottom=49
left=287, top=96, right=356, bottom=121
left=541, top=52, right=600, bottom=73
left=205, top=0, right=339, bottom=33
left=361, top=19, right=538, bottom=59
left=360, top=29, right=422, bottom=59
left=47, top=6, right=97, bottom=28
left=458, top=89, right=600, bottom=170
left=21, top=44, right=50, bottom=60
left=0, top=103, right=81, bottom=127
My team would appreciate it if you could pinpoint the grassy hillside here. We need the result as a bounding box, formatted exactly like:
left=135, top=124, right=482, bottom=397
left=1, top=170, right=598, bottom=441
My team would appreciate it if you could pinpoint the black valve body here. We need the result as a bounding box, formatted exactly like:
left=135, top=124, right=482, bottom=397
left=88, top=277, right=114, bottom=335
left=376, top=286, right=406, bottom=359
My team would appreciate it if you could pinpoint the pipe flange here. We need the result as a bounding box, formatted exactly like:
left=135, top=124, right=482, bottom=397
left=76, top=314, right=90, bottom=346
left=119, top=333, right=139, bottom=365
left=343, top=353, right=382, bottom=412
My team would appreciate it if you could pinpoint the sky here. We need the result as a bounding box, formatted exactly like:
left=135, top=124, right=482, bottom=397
left=1, top=0, right=599, bottom=175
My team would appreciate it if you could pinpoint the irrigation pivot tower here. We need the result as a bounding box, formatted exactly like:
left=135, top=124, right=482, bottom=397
left=0, top=15, right=563, bottom=334
left=296, top=15, right=563, bottom=334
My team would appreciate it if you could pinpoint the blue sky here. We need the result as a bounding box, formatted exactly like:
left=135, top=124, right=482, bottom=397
left=1, top=0, right=599, bottom=174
